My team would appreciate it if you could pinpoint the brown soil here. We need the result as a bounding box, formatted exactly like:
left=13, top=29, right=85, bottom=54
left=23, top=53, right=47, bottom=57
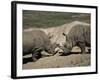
left=23, top=47, right=90, bottom=69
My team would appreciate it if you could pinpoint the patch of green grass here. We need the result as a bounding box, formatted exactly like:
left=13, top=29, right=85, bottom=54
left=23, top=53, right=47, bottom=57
left=23, top=10, right=90, bottom=29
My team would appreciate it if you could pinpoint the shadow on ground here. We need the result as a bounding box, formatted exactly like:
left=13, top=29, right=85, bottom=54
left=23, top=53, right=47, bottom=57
left=23, top=57, right=33, bottom=64
left=60, top=51, right=90, bottom=56
left=23, top=51, right=90, bottom=64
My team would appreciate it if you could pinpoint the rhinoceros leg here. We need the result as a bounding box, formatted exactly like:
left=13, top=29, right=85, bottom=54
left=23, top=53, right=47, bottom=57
left=78, top=42, right=87, bottom=63
left=78, top=42, right=86, bottom=54
left=32, top=48, right=42, bottom=62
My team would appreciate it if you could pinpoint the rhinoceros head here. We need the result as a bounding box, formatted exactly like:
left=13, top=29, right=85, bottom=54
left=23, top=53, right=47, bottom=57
left=45, top=43, right=58, bottom=55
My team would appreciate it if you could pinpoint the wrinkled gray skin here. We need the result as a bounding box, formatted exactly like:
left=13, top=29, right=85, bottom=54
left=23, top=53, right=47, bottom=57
left=60, top=24, right=90, bottom=55
left=23, top=30, right=57, bottom=62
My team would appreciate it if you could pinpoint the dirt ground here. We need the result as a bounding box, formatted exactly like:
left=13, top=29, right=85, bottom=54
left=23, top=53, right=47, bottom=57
left=23, top=47, right=90, bottom=69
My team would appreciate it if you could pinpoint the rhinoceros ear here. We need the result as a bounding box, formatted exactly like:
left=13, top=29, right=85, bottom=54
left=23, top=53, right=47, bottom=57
left=48, top=33, right=53, bottom=39
left=62, top=33, right=68, bottom=37
left=62, top=33, right=66, bottom=36
left=62, top=33, right=68, bottom=40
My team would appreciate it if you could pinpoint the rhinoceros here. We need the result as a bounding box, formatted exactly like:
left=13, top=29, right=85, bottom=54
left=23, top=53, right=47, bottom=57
left=23, top=30, right=57, bottom=62
left=59, top=24, right=90, bottom=55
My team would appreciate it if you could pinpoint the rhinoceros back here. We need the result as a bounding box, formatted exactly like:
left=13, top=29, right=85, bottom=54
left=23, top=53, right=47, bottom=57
left=23, top=30, right=51, bottom=54
left=68, top=24, right=90, bottom=46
